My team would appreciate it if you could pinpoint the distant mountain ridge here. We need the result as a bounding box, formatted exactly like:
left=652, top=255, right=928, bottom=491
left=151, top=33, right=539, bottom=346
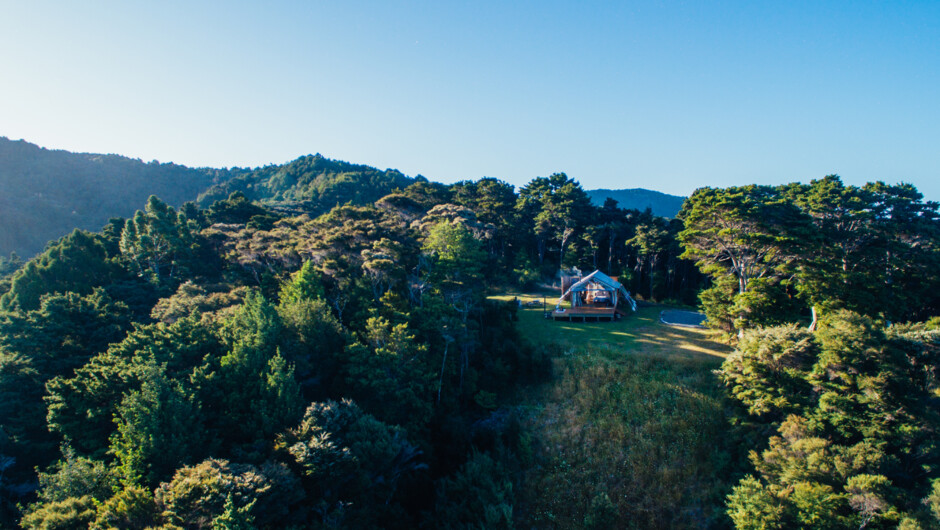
left=586, top=188, right=686, bottom=218
left=0, top=137, right=240, bottom=258
left=0, top=139, right=417, bottom=259
left=0, top=136, right=686, bottom=260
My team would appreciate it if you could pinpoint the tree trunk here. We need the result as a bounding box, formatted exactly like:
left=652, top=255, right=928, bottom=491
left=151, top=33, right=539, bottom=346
left=437, top=340, right=451, bottom=404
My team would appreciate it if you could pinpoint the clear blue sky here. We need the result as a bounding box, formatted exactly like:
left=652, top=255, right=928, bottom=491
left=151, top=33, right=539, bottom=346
left=2, top=1, right=938, bottom=199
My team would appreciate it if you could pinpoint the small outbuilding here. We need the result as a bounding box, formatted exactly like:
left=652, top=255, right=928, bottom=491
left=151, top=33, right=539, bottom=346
left=552, top=270, right=637, bottom=321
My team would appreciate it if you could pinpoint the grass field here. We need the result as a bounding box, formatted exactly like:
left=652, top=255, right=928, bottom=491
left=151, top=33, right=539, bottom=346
left=490, top=291, right=738, bottom=529
left=489, top=292, right=729, bottom=362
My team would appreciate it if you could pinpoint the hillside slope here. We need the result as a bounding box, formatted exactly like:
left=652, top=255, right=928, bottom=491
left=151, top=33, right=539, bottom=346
left=197, top=154, right=416, bottom=216
left=586, top=188, right=686, bottom=217
left=0, top=138, right=238, bottom=258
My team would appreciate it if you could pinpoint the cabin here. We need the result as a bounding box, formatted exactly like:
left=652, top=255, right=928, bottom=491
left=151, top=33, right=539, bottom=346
left=551, top=270, right=637, bottom=322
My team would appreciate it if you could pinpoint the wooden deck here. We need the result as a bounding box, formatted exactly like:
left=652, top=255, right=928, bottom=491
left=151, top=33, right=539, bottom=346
left=551, top=306, right=618, bottom=322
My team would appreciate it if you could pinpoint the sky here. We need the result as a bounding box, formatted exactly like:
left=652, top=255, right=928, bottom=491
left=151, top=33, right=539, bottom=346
left=1, top=1, right=938, bottom=199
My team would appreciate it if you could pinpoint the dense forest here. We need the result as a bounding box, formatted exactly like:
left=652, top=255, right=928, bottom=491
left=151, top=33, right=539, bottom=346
left=1, top=137, right=681, bottom=264
left=0, top=138, right=241, bottom=259
left=0, top=149, right=938, bottom=528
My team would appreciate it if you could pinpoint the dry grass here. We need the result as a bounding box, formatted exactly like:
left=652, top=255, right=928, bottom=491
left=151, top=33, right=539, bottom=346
left=489, top=291, right=737, bottom=529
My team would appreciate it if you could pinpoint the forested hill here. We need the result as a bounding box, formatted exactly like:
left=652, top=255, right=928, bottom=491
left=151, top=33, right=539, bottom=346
left=196, top=154, right=416, bottom=215
left=0, top=138, right=239, bottom=259
left=1, top=165, right=938, bottom=527
left=586, top=188, right=686, bottom=217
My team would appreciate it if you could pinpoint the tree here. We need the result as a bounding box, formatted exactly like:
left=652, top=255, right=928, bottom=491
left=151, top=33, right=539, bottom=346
left=679, top=186, right=812, bottom=331
left=20, top=495, right=97, bottom=529
left=278, top=260, right=325, bottom=304
left=276, top=400, right=425, bottom=528
left=46, top=315, right=222, bottom=458
left=342, top=317, right=434, bottom=432
left=626, top=220, right=671, bottom=300
left=361, top=238, right=404, bottom=301
left=277, top=293, right=347, bottom=399
left=207, top=191, right=272, bottom=225
left=423, top=221, right=485, bottom=295
left=432, top=450, right=514, bottom=529
left=452, top=178, right=521, bottom=260
left=119, top=195, right=196, bottom=283
left=0, top=230, right=119, bottom=311
left=34, top=445, right=116, bottom=505
left=92, top=486, right=159, bottom=530
left=217, top=290, right=305, bottom=445
left=0, top=289, right=131, bottom=378
left=721, top=312, right=940, bottom=528
left=517, top=173, right=593, bottom=269
left=680, top=186, right=810, bottom=296
left=718, top=324, right=817, bottom=420
left=110, top=362, right=204, bottom=488
left=156, top=458, right=302, bottom=529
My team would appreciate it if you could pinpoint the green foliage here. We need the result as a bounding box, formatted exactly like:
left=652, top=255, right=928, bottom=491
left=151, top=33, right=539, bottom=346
left=110, top=363, right=204, bottom=488
left=0, top=230, right=120, bottom=311
left=718, top=324, right=816, bottom=419
left=0, top=350, right=51, bottom=489
left=790, top=176, right=940, bottom=322
left=278, top=260, right=325, bottom=304
left=92, top=486, right=158, bottom=530
left=257, top=351, right=303, bottom=437
left=119, top=196, right=199, bottom=283
left=0, top=289, right=131, bottom=377
left=721, top=311, right=940, bottom=528
left=432, top=450, right=514, bottom=529
left=511, top=254, right=539, bottom=289
left=925, top=480, right=940, bottom=524
left=423, top=221, right=486, bottom=307
left=726, top=476, right=787, bottom=529
left=517, top=173, right=593, bottom=270
left=46, top=315, right=221, bottom=457
left=217, top=291, right=303, bottom=444
left=150, top=282, right=248, bottom=324
left=698, top=275, right=738, bottom=332
left=343, top=317, right=434, bottom=432
left=155, top=458, right=302, bottom=529
left=207, top=192, right=272, bottom=225
left=276, top=294, right=347, bottom=398
left=276, top=399, right=424, bottom=528
left=679, top=185, right=812, bottom=331
left=451, top=178, right=521, bottom=260
left=681, top=177, right=940, bottom=332
left=583, top=491, right=618, bottom=529
left=20, top=495, right=97, bottom=530
left=35, top=446, right=116, bottom=504
left=210, top=495, right=255, bottom=530
left=197, top=154, right=414, bottom=215
left=626, top=219, right=672, bottom=300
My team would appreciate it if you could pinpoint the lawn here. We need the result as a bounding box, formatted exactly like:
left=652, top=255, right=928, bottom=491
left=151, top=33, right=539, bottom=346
left=490, top=291, right=739, bottom=529
left=489, top=292, right=730, bottom=362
